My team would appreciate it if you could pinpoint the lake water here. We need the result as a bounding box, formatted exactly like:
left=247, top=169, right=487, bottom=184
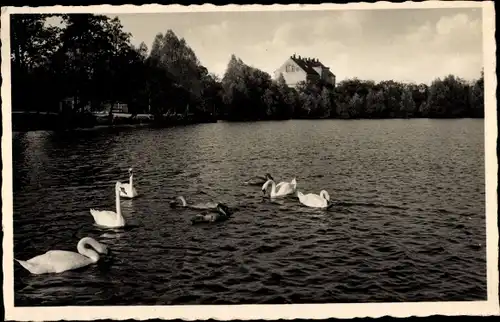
left=11, top=119, right=486, bottom=305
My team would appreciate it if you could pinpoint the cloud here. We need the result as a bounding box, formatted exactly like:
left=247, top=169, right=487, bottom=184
left=382, top=12, right=483, bottom=82
left=270, top=11, right=366, bottom=48
left=403, top=12, right=481, bottom=55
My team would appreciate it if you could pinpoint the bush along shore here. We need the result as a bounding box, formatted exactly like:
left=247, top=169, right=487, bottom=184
left=11, top=14, right=484, bottom=132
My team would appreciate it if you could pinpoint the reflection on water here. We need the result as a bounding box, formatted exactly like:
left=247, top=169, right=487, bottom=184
left=12, top=119, right=486, bottom=305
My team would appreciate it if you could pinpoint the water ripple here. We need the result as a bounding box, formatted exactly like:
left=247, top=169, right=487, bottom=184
left=12, top=119, right=486, bottom=305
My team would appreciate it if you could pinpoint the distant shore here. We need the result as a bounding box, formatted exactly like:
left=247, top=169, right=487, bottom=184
left=11, top=110, right=217, bottom=132
left=10, top=109, right=484, bottom=133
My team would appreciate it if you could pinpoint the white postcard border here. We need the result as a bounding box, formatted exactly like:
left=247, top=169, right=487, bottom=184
left=2, top=1, right=498, bottom=320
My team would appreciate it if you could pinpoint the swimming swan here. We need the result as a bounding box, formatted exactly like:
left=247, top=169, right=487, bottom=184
left=244, top=173, right=274, bottom=185
left=275, top=178, right=297, bottom=192
left=170, top=196, right=218, bottom=210
left=191, top=203, right=232, bottom=224
left=297, top=190, right=332, bottom=209
left=14, top=237, right=108, bottom=275
left=262, top=178, right=297, bottom=198
left=120, top=168, right=138, bottom=198
left=90, top=181, right=126, bottom=228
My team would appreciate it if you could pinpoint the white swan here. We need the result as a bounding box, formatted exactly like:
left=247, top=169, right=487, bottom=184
left=14, top=237, right=108, bottom=275
left=262, top=178, right=297, bottom=198
left=119, top=168, right=138, bottom=198
left=297, top=190, right=331, bottom=208
left=90, top=181, right=126, bottom=228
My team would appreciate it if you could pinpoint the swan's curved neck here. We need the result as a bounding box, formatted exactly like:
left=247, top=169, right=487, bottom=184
left=77, top=238, right=101, bottom=263
left=178, top=196, right=187, bottom=207
left=267, top=180, right=277, bottom=195
left=129, top=172, right=134, bottom=187
left=115, top=188, right=122, bottom=217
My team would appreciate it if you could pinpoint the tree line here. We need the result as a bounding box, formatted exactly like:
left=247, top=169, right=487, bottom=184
left=11, top=13, right=484, bottom=128
left=219, top=56, right=483, bottom=120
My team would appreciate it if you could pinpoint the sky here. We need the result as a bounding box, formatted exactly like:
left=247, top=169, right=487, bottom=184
left=110, top=8, right=483, bottom=84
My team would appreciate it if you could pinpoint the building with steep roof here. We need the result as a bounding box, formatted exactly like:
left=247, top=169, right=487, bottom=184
left=273, top=54, right=336, bottom=88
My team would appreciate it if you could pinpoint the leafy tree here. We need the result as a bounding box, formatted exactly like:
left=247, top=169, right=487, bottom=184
left=10, top=14, right=62, bottom=112
left=400, top=85, right=416, bottom=118
left=365, top=88, right=385, bottom=117
left=469, top=70, right=484, bottom=118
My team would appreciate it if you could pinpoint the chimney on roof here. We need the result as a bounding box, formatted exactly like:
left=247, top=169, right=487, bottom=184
left=298, top=55, right=301, bottom=59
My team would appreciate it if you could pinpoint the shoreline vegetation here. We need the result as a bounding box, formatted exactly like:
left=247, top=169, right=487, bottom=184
left=11, top=14, right=484, bottom=132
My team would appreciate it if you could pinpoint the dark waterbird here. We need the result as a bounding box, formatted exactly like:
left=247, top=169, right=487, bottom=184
left=244, top=173, right=275, bottom=186
left=169, top=195, right=219, bottom=210
left=190, top=203, right=233, bottom=225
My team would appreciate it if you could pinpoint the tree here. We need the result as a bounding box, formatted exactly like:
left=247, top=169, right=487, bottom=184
left=469, top=70, right=484, bottom=118
left=10, top=14, right=61, bottom=111
left=50, top=14, right=138, bottom=113
left=276, top=73, right=296, bottom=119
left=365, top=88, right=385, bottom=118
left=399, top=85, right=416, bottom=118
left=319, top=87, right=333, bottom=118
left=348, top=93, right=364, bottom=118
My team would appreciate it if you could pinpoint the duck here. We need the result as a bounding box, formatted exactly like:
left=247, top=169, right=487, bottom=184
left=14, top=237, right=108, bottom=274
left=262, top=178, right=297, bottom=198
left=297, top=190, right=333, bottom=209
left=90, top=181, right=126, bottom=228
left=169, top=196, right=219, bottom=210
left=119, top=168, right=138, bottom=198
left=244, top=173, right=275, bottom=186
left=190, top=203, right=233, bottom=225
